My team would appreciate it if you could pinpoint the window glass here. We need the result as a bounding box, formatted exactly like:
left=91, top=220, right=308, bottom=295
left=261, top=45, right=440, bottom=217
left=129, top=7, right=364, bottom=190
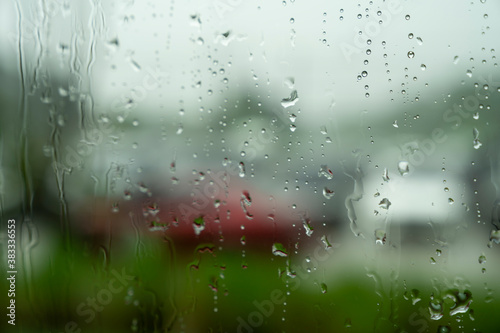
left=0, top=0, right=499, bottom=332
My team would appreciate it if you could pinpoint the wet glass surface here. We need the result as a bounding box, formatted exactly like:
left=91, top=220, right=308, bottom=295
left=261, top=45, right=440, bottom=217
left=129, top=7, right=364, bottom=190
left=0, top=0, right=500, bottom=332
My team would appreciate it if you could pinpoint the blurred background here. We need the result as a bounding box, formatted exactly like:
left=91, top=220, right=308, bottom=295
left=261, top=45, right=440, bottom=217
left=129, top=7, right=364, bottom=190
left=1, top=0, right=500, bottom=332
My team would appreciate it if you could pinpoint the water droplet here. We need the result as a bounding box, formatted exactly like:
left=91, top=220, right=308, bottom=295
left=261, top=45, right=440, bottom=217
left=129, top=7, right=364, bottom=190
left=281, top=90, right=299, bottom=108
left=398, top=161, right=409, bottom=175
left=129, top=59, right=141, bottom=72
left=284, top=77, right=295, bottom=89
left=437, top=326, right=451, bottom=333
left=320, top=283, right=327, bottom=294
left=382, top=168, right=390, bottom=181
left=241, top=191, right=252, bottom=207
left=272, top=243, right=288, bottom=257
left=490, top=229, right=500, bottom=244
left=375, top=229, right=386, bottom=245
left=473, top=127, right=482, bottom=149
left=286, top=264, right=296, bottom=278
left=429, top=299, right=444, bottom=320
left=214, top=199, right=221, bottom=209
left=320, top=235, right=333, bottom=250
left=42, top=145, right=54, bottom=157
left=138, top=183, right=149, bottom=194
left=111, top=203, right=119, bottom=213
left=323, top=187, right=335, bottom=199
left=318, top=165, right=334, bottom=180
left=448, top=289, right=473, bottom=316
left=190, top=13, right=201, bottom=27
left=405, top=14, right=410, bottom=20
left=407, top=51, right=415, bottom=58
left=479, top=253, right=486, bottom=264
left=410, top=289, right=421, bottom=305
left=379, top=198, right=391, bottom=209
left=421, top=64, right=427, bottom=70
left=303, top=218, right=314, bottom=236
left=238, top=162, right=246, bottom=177
left=193, top=216, right=205, bottom=236
left=473, top=127, right=480, bottom=139
left=123, top=190, right=132, bottom=200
